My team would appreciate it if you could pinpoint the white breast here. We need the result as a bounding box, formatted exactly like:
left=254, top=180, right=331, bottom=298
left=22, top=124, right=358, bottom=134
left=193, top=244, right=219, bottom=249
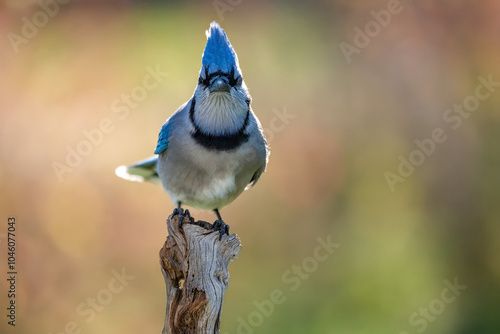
left=199, top=172, right=236, bottom=203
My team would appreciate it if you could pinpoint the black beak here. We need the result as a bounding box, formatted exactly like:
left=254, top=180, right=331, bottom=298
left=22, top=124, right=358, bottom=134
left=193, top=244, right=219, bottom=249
left=209, top=77, right=230, bottom=93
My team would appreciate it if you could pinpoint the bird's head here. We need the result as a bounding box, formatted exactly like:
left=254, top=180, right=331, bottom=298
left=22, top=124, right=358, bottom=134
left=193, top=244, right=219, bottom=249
left=193, top=22, right=251, bottom=135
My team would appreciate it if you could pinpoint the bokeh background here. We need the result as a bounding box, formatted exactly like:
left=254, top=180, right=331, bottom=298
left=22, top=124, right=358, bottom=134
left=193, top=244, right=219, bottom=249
left=1, top=0, right=499, bottom=333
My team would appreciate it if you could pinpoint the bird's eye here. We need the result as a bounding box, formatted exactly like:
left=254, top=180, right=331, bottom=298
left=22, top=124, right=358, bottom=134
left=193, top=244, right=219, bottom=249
left=236, top=77, right=242, bottom=85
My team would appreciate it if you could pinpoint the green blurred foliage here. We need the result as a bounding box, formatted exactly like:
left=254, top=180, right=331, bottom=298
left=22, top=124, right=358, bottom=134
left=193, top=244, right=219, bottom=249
left=0, top=1, right=499, bottom=333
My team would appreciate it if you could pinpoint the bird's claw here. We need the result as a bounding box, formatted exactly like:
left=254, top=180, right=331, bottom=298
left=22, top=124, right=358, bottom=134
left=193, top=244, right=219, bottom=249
left=173, top=208, right=191, bottom=228
left=172, top=207, right=181, bottom=217
left=173, top=208, right=228, bottom=239
left=212, top=220, right=229, bottom=240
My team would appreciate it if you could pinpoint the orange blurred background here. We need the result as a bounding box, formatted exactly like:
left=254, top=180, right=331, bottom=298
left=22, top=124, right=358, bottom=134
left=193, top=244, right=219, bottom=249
left=1, top=1, right=499, bottom=333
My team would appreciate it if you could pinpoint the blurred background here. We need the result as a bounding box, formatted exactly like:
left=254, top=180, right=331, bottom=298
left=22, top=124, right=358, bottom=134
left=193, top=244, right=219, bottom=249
left=1, top=0, right=499, bottom=333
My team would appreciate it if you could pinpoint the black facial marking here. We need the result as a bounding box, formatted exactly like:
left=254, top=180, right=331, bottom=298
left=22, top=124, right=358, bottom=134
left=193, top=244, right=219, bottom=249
left=189, top=98, right=250, bottom=151
left=198, top=67, right=242, bottom=88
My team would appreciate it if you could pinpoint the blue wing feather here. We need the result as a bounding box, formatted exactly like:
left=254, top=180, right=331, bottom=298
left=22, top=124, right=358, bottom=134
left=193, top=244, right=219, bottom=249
left=154, top=119, right=172, bottom=154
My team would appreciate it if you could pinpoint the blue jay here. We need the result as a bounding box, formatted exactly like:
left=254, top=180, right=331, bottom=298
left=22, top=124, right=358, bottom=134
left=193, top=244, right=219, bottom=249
left=116, top=22, right=269, bottom=239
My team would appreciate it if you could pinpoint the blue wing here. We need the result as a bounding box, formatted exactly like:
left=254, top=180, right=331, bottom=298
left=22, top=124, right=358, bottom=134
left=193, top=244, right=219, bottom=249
left=154, top=119, right=173, bottom=155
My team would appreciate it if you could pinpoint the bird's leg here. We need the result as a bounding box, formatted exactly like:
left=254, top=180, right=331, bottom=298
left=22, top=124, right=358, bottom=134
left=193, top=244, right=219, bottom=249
left=172, top=202, right=191, bottom=228
left=212, top=209, right=230, bottom=240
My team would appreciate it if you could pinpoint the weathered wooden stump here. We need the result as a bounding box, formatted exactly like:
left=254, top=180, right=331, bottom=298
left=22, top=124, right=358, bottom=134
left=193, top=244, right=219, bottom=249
left=159, top=213, right=242, bottom=334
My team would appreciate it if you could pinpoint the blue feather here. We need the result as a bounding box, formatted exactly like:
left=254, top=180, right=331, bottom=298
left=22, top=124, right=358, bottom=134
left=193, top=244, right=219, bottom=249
left=154, top=119, right=173, bottom=154
left=201, top=21, right=241, bottom=76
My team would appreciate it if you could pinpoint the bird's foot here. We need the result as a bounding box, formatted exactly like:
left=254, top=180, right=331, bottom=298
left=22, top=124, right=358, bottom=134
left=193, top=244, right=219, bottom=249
left=212, top=220, right=230, bottom=240
left=172, top=208, right=191, bottom=228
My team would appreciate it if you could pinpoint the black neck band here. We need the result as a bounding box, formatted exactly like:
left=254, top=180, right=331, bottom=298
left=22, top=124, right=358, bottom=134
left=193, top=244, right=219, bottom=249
left=189, top=98, right=250, bottom=151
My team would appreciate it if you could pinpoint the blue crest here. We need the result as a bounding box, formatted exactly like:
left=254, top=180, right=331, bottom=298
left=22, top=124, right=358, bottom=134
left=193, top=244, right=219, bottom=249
left=201, top=22, right=241, bottom=76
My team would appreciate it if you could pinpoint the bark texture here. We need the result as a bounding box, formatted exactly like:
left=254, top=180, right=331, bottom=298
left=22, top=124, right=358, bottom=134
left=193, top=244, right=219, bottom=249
left=159, top=213, right=241, bottom=334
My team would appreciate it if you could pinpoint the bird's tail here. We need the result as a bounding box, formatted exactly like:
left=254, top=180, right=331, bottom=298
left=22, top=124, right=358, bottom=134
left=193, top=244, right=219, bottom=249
left=115, top=155, right=161, bottom=185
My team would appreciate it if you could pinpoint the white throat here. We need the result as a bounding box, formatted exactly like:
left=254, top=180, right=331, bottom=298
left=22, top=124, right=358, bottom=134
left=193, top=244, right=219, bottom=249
left=194, top=90, right=248, bottom=135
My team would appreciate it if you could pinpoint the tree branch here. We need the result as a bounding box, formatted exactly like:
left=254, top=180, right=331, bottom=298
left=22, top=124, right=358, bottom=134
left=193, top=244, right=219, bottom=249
left=159, top=214, right=241, bottom=334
